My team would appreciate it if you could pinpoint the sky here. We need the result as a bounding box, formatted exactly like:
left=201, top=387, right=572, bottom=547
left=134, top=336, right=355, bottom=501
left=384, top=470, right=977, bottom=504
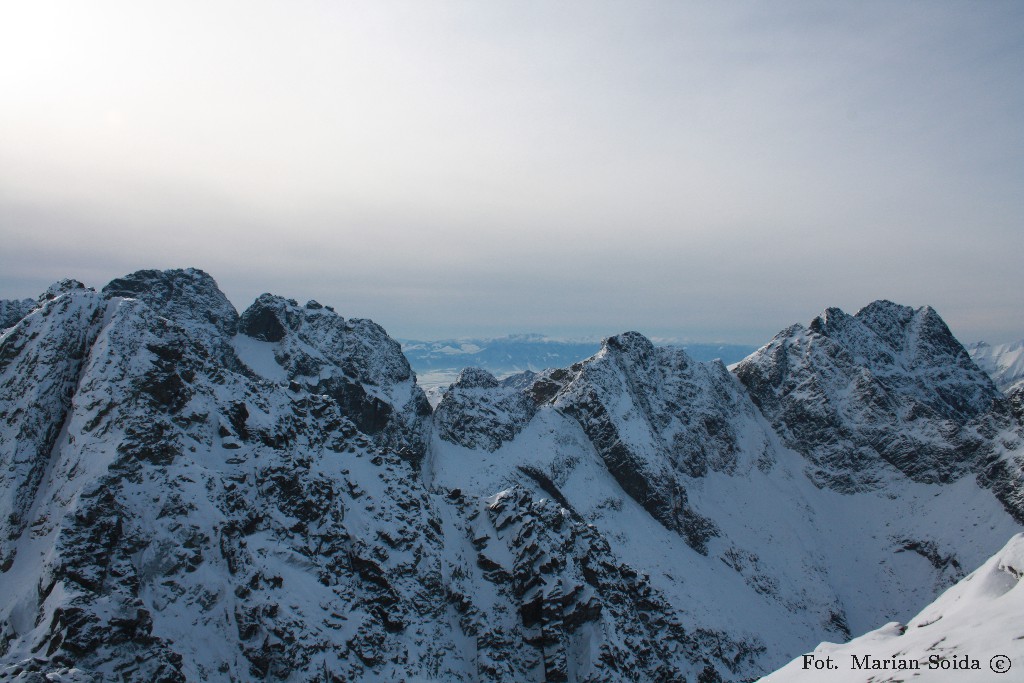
left=1, top=1, right=1022, bottom=344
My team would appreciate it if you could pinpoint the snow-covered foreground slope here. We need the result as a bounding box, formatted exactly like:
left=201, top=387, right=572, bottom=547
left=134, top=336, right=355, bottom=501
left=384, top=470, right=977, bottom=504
left=970, top=339, right=1024, bottom=394
left=760, top=533, right=1024, bottom=683
left=1, top=272, right=1023, bottom=682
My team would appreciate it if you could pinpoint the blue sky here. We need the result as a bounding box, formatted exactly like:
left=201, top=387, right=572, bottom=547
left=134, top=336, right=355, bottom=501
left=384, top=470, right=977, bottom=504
left=2, top=1, right=1022, bottom=343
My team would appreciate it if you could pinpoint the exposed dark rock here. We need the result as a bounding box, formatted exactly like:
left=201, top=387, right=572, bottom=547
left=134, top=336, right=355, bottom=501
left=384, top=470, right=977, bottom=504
left=435, top=369, right=537, bottom=451
left=0, top=297, right=37, bottom=329
left=236, top=293, right=430, bottom=459
left=3, top=275, right=1022, bottom=683
left=238, top=299, right=287, bottom=342
left=102, top=268, right=239, bottom=339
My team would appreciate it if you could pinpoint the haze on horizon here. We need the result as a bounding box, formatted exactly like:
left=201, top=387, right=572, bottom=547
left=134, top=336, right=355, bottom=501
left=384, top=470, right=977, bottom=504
left=2, top=1, right=1022, bottom=345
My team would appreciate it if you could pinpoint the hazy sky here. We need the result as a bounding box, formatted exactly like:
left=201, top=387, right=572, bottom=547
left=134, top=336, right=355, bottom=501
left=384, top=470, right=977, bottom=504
left=2, top=1, right=1022, bottom=344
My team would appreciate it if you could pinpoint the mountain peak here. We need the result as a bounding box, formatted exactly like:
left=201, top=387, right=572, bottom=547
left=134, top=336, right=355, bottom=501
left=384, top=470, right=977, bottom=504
left=602, top=330, right=655, bottom=354
left=238, top=293, right=302, bottom=342
left=102, top=267, right=238, bottom=337
left=735, top=299, right=1003, bottom=489
left=452, top=366, right=500, bottom=389
left=37, top=278, right=88, bottom=303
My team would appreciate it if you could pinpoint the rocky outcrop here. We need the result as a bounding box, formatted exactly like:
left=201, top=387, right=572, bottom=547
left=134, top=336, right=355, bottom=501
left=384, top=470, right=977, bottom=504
left=435, top=368, right=538, bottom=451
left=0, top=279, right=91, bottom=331
left=447, top=486, right=759, bottom=682
left=428, top=310, right=1023, bottom=680
left=548, top=333, right=774, bottom=550
left=433, top=331, right=778, bottom=553
left=102, top=268, right=239, bottom=339
left=7, top=269, right=728, bottom=682
left=0, top=298, right=35, bottom=330
left=0, top=271, right=441, bottom=680
left=236, top=293, right=431, bottom=459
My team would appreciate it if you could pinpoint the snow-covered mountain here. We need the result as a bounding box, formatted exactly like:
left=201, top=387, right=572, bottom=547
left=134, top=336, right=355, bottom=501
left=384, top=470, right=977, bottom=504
left=1, top=271, right=1022, bottom=682
left=969, top=339, right=1024, bottom=394
left=760, top=533, right=1024, bottom=682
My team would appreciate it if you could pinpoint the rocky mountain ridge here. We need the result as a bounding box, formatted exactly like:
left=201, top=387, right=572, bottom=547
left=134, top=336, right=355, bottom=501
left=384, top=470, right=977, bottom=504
left=1, top=270, right=1022, bottom=682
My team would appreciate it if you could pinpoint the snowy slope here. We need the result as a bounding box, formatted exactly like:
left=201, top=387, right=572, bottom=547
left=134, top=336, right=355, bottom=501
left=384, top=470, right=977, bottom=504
left=969, top=339, right=1024, bottom=394
left=761, top=533, right=1024, bottom=683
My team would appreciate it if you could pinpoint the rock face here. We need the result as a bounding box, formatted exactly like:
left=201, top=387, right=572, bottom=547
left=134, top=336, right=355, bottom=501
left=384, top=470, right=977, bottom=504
left=0, top=286, right=105, bottom=572
left=236, top=293, right=432, bottom=459
left=446, top=486, right=759, bottom=682
left=102, top=268, right=238, bottom=338
left=428, top=311, right=1024, bottom=680
left=734, top=301, right=1002, bottom=490
left=548, top=332, right=773, bottom=551
left=1, top=274, right=1023, bottom=683
left=0, top=298, right=35, bottom=330
left=0, top=270, right=447, bottom=680
left=436, top=332, right=778, bottom=553
left=434, top=368, right=538, bottom=452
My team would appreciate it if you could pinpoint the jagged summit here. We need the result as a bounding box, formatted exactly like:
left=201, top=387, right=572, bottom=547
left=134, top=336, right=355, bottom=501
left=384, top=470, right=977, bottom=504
left=451, top=366, right=500, bottom=389
left=734, top=300, right=1002, bottom=490
left=102, top=267, right=240, bottom=338
left=0, top=280, right=89, bottom=329
left=601, top=329, right=657, bottom=354
left=235, top=292, right=430, bottom=457
left=429, top=319, right=1022, bottom=678
left=38, top=278, right=88, bottom=303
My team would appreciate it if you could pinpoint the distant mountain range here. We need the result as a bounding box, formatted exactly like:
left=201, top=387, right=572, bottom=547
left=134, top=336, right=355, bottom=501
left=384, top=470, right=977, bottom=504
left=400, top=334, right=757, bottom=378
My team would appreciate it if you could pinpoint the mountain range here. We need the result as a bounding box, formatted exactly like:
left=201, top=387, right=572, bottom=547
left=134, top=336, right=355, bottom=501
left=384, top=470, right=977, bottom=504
left=1, top=268, right=1021, bottom=682
left=401, top=336, right=758, bottom=410
left=400, top=336, right=757, bottom=378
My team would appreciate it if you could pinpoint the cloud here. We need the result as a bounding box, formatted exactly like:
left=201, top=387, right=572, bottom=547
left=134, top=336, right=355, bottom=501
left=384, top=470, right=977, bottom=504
left=1, top=1, right=1022, bottom=343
